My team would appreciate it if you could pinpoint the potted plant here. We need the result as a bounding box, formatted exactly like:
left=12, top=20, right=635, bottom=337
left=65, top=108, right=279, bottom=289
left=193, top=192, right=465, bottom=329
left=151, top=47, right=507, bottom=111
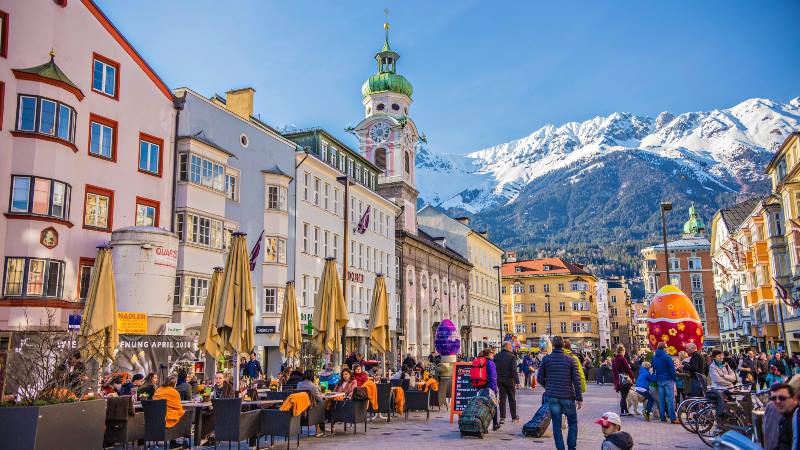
left=0, top=314, right=107, bottom=450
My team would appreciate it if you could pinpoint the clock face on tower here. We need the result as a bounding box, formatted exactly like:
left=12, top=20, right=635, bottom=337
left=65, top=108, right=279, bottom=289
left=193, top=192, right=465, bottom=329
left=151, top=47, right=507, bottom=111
left=369, top=122, right=391, bottom=143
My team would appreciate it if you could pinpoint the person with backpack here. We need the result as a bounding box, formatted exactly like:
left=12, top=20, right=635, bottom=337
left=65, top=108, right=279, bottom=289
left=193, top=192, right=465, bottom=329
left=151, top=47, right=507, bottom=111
left=470, top=347, right=500, bottom=431
left=612, top=344, right=635, bottom=416
left=494, top=341, right=521, bottom=423
left=537, top=336, right=583, bottom=450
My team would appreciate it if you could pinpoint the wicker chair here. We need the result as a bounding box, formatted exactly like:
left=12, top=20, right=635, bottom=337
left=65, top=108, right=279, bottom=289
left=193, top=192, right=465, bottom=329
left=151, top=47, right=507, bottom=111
left=211, top=398, right=262, bottom=449
left=103, top=395, right=144, bottom=449
left=404, top=389, right=430, bottom=421
left=369, top=383, right=394, bottom=422
left=260, top=409, right=302, bottom=449
left=331, top=399, right=369, bottom=435
left=140, top=399, right=193, bottom=449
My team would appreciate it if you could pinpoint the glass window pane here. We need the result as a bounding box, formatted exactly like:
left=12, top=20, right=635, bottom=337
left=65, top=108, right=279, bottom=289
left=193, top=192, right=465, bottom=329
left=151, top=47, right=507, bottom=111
left=45, top=261, right=61, bottom=297
left=149, top=144, right=159, bottom=173
left=90, top=122, right=101, bottom=155
left=4, top=258, right=25, bottom=296
left=104, top=64, right=116, bottom=96
left=213, top=164, right=224, bottom=191
left=26, top=259, right=45, bottom=296
left=101, top=125, right=112, bottom=158
left=79, top=264, right=93, bottom=300
left=10, top=176, right=31, bottom=212
left=139, top=141, right=148, bottom=171
left=202, top=159, right=213, bottom=187
left=57, top=104, right=72, bottom=141
left=190, top=155, right=201, bottom=183
left=92, top=60, right=104, bottom=92
left=39, top=99, right=56, bottom=135
left=32, top=178, right=51, bottom=215
left=18, top=96, right=37, bottom=132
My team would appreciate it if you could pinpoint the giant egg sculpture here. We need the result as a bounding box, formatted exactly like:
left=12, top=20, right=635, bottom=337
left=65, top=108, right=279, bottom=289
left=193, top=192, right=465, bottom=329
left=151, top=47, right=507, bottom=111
left=647, top=285, right=704, bottom=355
left=434, top=319, right=460, bottom=356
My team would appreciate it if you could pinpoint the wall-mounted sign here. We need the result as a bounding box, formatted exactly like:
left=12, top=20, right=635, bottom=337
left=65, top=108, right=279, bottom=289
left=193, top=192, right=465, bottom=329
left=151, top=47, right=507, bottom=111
left=347, top=271, right=364, bottom=283
left=164, top=323, right=184, bottom=336
left=117, top=312, right=147, bottom=334
left=40, top=227, right=58, bottom=249
left=255, top=325, right=276, bottom=334
left=68, top=314, right=81, bottom=331
left=154, top=246, right=177, bottom=268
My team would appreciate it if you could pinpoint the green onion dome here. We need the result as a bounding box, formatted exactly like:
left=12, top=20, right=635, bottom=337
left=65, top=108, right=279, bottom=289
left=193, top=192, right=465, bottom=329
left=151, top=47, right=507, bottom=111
left=361, top=72, right=413, bottom=98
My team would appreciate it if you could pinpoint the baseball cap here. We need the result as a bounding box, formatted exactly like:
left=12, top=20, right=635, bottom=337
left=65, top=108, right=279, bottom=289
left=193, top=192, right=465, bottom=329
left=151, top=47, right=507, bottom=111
left=595, top=412, right=622, bottom=427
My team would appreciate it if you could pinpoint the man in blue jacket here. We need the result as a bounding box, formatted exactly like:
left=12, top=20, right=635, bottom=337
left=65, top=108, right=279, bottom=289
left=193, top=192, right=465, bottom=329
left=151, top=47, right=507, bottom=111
left=651, top=342, right=679, bottom=423
left=537, top=336, right=583, bottom=450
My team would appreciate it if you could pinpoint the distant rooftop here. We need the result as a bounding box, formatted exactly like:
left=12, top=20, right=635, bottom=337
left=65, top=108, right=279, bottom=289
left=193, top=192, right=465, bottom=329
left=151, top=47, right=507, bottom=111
left=719, top=197, right=762, bottom=232
left=501, top=257, right=591, bottom=278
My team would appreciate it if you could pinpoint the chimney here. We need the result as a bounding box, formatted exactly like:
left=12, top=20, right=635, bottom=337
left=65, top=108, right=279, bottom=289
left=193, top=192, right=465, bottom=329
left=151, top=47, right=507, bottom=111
left=505, top=251, right=517, bottom=263
left=455, top=216, right=470, bottom=226
left=225, top=87, right=255, bottom=119
left=479, top=230, right=489, bottom=238
left=433, top=237, right=447, bottom=248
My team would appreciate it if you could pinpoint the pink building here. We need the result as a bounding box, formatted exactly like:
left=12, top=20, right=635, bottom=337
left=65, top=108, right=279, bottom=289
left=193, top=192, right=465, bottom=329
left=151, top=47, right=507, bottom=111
left=0, top=0, right=176, bottom=329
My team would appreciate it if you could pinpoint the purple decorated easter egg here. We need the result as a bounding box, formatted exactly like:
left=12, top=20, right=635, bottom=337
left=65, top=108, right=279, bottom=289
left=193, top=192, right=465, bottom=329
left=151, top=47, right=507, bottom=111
left=434, top=319, right=461, bottom=356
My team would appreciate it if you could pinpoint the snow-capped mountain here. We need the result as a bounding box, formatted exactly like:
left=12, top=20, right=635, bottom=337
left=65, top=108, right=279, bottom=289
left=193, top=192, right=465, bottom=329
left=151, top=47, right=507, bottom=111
left=417, top=97, right=800, bottom=213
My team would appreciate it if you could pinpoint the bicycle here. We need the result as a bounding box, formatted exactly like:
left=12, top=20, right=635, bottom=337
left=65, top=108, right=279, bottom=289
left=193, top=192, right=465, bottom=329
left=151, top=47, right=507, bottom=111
left=694, top=385, right=767, bottom=447
left=678, top=396, right=713, bottom=433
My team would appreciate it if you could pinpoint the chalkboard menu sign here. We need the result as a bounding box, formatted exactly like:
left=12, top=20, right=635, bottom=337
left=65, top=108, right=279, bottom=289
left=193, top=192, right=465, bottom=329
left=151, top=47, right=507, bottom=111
left=449, top=362, right=480, bottom=423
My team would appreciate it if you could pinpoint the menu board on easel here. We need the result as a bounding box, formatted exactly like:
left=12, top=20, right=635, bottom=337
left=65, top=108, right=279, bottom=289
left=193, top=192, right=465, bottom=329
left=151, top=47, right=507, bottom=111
left=449, top=362, right=480, bottom=423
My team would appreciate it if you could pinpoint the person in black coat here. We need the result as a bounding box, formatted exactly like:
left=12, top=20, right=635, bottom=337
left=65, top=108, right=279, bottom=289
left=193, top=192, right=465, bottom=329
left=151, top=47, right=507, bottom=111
left=493, top=341, right=520, bottom=422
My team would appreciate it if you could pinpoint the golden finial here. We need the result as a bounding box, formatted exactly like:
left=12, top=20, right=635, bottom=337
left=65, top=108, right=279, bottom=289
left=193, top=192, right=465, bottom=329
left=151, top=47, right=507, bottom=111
left=49, top=48, right=56, bottom=60
left=384, top=8, right=390, bottom=30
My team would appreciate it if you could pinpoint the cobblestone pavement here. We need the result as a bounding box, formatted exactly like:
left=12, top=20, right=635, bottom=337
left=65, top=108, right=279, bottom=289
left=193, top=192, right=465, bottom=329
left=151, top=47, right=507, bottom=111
left=175, top=384, right=708, bottom=450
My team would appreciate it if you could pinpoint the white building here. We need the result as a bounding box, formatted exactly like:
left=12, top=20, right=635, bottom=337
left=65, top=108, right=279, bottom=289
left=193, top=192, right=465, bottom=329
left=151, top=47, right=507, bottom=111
left=285, top=129, right=399, bottom=357
left=595, top=279, right=611, bottom=352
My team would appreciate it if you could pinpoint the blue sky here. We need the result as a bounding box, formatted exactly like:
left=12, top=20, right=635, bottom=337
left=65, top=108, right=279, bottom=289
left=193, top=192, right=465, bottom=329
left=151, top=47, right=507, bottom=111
left=97, top=0, right=799, bottom=155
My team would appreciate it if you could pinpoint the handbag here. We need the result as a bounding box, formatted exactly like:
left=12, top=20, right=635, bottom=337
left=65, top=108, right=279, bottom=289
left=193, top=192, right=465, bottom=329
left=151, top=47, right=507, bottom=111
left=618, top=373, right=632, bottom=387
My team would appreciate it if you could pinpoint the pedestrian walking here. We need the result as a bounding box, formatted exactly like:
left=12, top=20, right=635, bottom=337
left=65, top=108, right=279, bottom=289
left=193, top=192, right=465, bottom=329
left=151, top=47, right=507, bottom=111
left=563, top=339, right=587, bottom=394
left=537, top=336, right=583, bottom=450
left=519, top=353, right=533, bottom=389
left=738, top=350, right=756, bottom=386
left=757, top=352, right=770, bottom=389
left=494, top=341, right=520, bottom=423
left=243, top=351, right=263, bottom=380
left=770, top=352, right=790, bottom=378
left=652, top=342, right=679, bottom=424
left=611, top=345, right=634, bottom=416
left=599, top=358, right=612, bottom=386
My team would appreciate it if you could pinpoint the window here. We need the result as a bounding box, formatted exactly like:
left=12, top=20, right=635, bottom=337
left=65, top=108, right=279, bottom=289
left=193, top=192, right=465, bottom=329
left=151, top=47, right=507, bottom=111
left=313, top=177, right=320, bottom=206
left=558, top=283, right=564, bottom=292
left=321, top=143, right=328, bottom=162
left=264, top=287, right=285, bottom=314
left=543, top=284, right=550, bottom=293
left=333, top=234, right=340, bottom=260
left=572, top=302, right=590, bottom=311
left=83, top=185, right=113, bottom=231
left=138, top=133, right=162, bottom=176
left=693, top=294, right=705, bottom=317
left=0, top=10, right=7, bottom=58
left=225, top=174, right=237, bottom=201
left=264, top=237, right=287, bottom=264
left=530, top=303, right=536, bottom=312
left=501, top=286, right=506, bottom=294
left=77, top=258, right=94, bottom=301
left=176, top=212, right=224, bottom=249
left=301, top=275, right=309, bottom=306
left=515, top=324, right=526, bottom=333
left=358, top=243, right=364, bottom=269
left=266, top=185, right=288, bottom=210
left=333, top=188, right=340, bottom=216
left=91, top=53, right=119, bottom=99
left=669, top=258, right=680, bottom=270
left=572, top=322, right=592, bottom=333
left=691, top=273, right=703, bottom=292
left=3, top=257, right=64, bottom=298
left=324, top=183, right=330, bottom=211
left=544, top=302, right=550, bottom=312
left=688, top=257, right=702, bottom=270
left=404, top=151, right=410, bottom=174
left=8, top=175, right=71, bottom=221
left=135, top=197, right=159, bottom=227
left=513, top=303, right=524, bottom=313
left=669, top=274, right=681, bottom=287
left=302, top=223, right=309, bottom=253
left=313, top=227, right=320, bottom=256
left=512, top=284, right=524, bottom=294
left=179, top=154, right=227, bottom=193
left=529, top=284, right=535, bottom=293
left=183, top=277, right=208, bottom=307
left=559, top=302, right=566, bottom=311
left=88, top=114, right=117, bottom=160
left=15, top=95, right=76, bottom=144
left=560, top=322, right=567, bottom=333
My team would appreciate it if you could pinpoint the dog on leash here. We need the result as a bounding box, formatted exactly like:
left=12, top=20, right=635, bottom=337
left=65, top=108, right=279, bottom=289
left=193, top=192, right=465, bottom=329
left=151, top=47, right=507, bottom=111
left=626, top=389, right=660, bottom=419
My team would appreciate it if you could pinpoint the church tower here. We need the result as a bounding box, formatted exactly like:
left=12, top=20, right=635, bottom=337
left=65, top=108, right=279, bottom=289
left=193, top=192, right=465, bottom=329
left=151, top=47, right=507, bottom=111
left=354, top=13, right=419, bottom=234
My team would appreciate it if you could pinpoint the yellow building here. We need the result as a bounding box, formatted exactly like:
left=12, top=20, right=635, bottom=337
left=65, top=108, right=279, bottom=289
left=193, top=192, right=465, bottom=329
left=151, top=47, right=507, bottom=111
left=501, top=255, right=598, bottom=351
left=607, top=278, right=634, bottom=350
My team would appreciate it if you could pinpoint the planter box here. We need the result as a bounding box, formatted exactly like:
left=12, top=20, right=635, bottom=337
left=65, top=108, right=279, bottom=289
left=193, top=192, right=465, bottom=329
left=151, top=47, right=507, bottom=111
left=0, top=399, right=107, bottom=450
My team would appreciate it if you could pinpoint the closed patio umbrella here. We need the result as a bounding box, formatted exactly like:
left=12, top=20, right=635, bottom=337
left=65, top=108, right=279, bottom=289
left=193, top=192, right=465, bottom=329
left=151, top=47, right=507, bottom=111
left=78, top=245, right=119, bottom=388
left=279, top=281, right=302, bottom=360
left=368, top=274, right=390, bottom=355
left=312, top=257, right=349, bottom=355
left=214, top=232, right=255, bottom=389
left=199, top=267, right=224, bottom=361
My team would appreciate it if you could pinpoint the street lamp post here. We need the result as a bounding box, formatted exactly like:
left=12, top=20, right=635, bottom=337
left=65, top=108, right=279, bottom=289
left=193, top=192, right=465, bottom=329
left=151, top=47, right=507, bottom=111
left=660, top=202, right=673, bottom=287
left=545, top=293, right=552, bottom=336
left=493, top=265, right=503, bottom=345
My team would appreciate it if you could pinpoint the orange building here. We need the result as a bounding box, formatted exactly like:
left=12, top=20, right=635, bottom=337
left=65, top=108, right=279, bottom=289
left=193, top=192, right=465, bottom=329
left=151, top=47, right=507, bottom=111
left=641, top=205, right=720, bottom=347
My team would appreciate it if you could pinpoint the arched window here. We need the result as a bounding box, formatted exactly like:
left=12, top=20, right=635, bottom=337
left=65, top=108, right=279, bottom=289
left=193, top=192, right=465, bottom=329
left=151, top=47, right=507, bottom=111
left=375, top=148, right=387, bottom=171
left=404, top=151, right=410, bottom=174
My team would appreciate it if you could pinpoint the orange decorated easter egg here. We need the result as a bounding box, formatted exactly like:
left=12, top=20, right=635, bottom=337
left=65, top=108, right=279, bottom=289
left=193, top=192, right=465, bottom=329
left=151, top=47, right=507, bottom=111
left=646, top=285, right=704, bottom=356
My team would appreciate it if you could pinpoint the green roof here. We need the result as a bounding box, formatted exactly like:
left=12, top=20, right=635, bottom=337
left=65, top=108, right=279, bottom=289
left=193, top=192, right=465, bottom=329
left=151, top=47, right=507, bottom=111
left=15, top=55, right=80, bottom=91
left=683, top=203, right=706, bottom=236
left=361, top=72, right=413, bottom=98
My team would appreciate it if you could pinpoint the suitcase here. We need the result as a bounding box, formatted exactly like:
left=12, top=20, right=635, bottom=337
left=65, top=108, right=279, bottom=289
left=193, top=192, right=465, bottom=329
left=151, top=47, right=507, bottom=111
left=459, top=395, right=494, bottom=438
left=522, top=403, right=551, bottom=438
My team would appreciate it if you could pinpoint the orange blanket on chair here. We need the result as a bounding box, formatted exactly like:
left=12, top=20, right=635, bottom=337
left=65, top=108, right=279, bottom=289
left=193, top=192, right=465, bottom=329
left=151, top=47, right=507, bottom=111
left=363, top=380, right=378, bottom=410
left=152, top=386, right=185, bottom=428
left=423, top=378, right=439, bottom=392
left=392, top=386, right=405, bottom=414
left=279, top=391, right=311, bottom=416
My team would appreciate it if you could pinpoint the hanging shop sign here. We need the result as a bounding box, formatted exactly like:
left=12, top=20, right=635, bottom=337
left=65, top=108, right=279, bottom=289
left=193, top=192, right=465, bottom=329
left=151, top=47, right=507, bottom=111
left=347, top=271, right=364, bottom=283
left=117, top=312, right=147, bottom=334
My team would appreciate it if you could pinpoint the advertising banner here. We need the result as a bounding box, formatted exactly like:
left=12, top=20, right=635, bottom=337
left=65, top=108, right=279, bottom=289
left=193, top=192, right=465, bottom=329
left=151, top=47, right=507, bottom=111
left=117, top=312, right=147, bottom=334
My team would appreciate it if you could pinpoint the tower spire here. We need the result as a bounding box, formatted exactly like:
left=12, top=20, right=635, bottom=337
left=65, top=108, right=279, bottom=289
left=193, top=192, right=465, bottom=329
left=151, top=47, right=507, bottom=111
left=383, top=9, right=391, bottom=52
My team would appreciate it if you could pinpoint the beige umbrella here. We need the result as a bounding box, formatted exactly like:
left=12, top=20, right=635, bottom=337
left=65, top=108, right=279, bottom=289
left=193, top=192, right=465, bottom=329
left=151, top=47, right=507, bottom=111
left=199, top=267, right=224, bottom=361
left=312, top=257, right=349, bottom=355
left=279, top=281, right=302, bottom=360
left=214, top=232, right=255, bottom=388
left=368, top=274, right=391, bottom=354
left=78, top=245, right=119, bottom=386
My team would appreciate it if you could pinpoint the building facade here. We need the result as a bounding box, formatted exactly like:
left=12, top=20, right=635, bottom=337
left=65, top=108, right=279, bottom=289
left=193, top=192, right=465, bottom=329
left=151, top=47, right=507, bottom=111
left=0, top=0, right=176, bottom=330
left=633, top=302, right=649, bottom=353
left=607, top=277, right=633, bottom=351
left=351, top=20, right=471, bottom=360
left=417, top=206, right=503, bottom=356
left=284, top=128, right=398, bottom=357
left=501, top=256, right=599, bottom=352
left=173, top=87, right=297, bottom=375
left=595, top=279, right=612, bottom=352
left=641, top=205, right=720, bottom=348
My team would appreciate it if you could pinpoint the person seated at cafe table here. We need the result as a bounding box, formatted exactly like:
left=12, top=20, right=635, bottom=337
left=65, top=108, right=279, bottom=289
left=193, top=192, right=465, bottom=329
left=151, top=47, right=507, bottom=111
left=297, top=369, right=325, bottom=436
left=119, top=374, right=144, bottom=396
left=334, top=368, right=358, bottom=399
left=176, top=370, right=197, bottom=401
left=211, top=372, right=235, bottom=399
left=102, top=375, right=124, bottom=397
left=152, top=376, right=185, bottom=428
left=138, top=373, right=158, bottom=399
left=352, top=364, right=369, bottom=386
